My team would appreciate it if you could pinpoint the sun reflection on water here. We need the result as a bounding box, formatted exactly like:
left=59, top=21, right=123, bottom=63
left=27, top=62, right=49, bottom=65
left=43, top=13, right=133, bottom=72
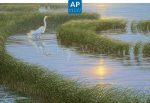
left=84, top=59, right=114, bottom=83
left=93, top=65, right=108, bottom=77
left=90, top=4, right=126, bottom=19
left=92, top=59, right=112, bottom=77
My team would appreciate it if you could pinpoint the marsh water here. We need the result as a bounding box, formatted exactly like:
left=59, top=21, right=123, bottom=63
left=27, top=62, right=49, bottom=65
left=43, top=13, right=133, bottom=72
left=0, top=86, right=31, bottom=103
left=3, top=4, right=150, bottom=101
left=6, top=33, right=150, bottom=93
left=84, top=4, right=150, bottom=20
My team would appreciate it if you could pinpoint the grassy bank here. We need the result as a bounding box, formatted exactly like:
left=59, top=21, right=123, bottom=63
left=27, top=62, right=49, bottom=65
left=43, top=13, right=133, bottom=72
left=0, top=3, right=67, bottom=12
left=0, top=12, right=149, bottom=103
left=57, top=19, right=129, bottom=56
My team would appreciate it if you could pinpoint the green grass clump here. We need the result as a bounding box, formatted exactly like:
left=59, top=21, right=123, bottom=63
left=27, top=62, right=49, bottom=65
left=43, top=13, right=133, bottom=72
left=131, top=20, right=150, bottom=56
left=61, top=19, right=126, bottom=31
left=57, top=19, right=129, bottom=56
left=131, top=20, right=150, bottom=33
left=143, top=43, right=150, bottom=56
left=96, top=19, right=127, bottom=31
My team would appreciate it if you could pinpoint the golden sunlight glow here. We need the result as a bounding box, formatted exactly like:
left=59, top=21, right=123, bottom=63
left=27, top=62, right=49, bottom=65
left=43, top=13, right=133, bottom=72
left=92, top=59, right=110, bottom=77
left=93, top=66, right=108, bottom=77
left=101, top=16, right=125, bottom=19
left=95, top=4, right=112, bottom=7
left=91, top=4, right=125, bottom=20
left=82, top=59, right=112, bottom=79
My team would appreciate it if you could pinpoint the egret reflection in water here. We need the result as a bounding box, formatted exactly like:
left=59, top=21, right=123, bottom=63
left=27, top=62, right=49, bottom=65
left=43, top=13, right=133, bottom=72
left=27, top=36, right=51, bottom=56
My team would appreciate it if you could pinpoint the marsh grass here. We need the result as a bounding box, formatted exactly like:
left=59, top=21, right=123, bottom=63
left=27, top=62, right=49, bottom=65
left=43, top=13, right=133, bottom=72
left=143, top=43, right=150, bottom=56
left=131, top=20, right=150, bottom=34
left=58, top=19, right=150, bottom=57
left=0, top=12, right=149, bottom=103
left=0, top=3, right=67, bottom=12
left=131, top=20, right=138, bottom=33
left=96, top=19, right=127, bottom=32
left=61, top=19, right=126, bottom=31
left=131, top=20, right=150, bottom=56
left=58, top=19, right=129, bottom=56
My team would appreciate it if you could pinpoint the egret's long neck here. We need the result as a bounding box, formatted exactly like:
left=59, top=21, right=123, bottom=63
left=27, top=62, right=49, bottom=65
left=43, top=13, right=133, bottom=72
left=44, top=18, right=47, bottom=30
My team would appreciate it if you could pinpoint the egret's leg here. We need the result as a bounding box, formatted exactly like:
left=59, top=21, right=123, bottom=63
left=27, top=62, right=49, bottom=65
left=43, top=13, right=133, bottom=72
left=39, top=34, right=41, bottom=39
left=35, top=35, right=38, bottom=40
left=33, top=34, right=37, bottom=40
left=37, top=34, right=40, bottom=40
left=37, top=34, right=41, bottom=39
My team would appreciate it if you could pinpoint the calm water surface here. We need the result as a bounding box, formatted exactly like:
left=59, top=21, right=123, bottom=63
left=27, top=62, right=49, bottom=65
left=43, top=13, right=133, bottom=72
left=6, top=34, right=150, bottom=93
left=84, top=4, right=150, bottom=20
left=0, top=86, right=30, bottom=103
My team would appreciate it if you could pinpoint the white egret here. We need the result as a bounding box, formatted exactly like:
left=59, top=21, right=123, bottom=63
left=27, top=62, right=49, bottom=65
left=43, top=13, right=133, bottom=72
left=27, top=16, right=48, bottom=39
